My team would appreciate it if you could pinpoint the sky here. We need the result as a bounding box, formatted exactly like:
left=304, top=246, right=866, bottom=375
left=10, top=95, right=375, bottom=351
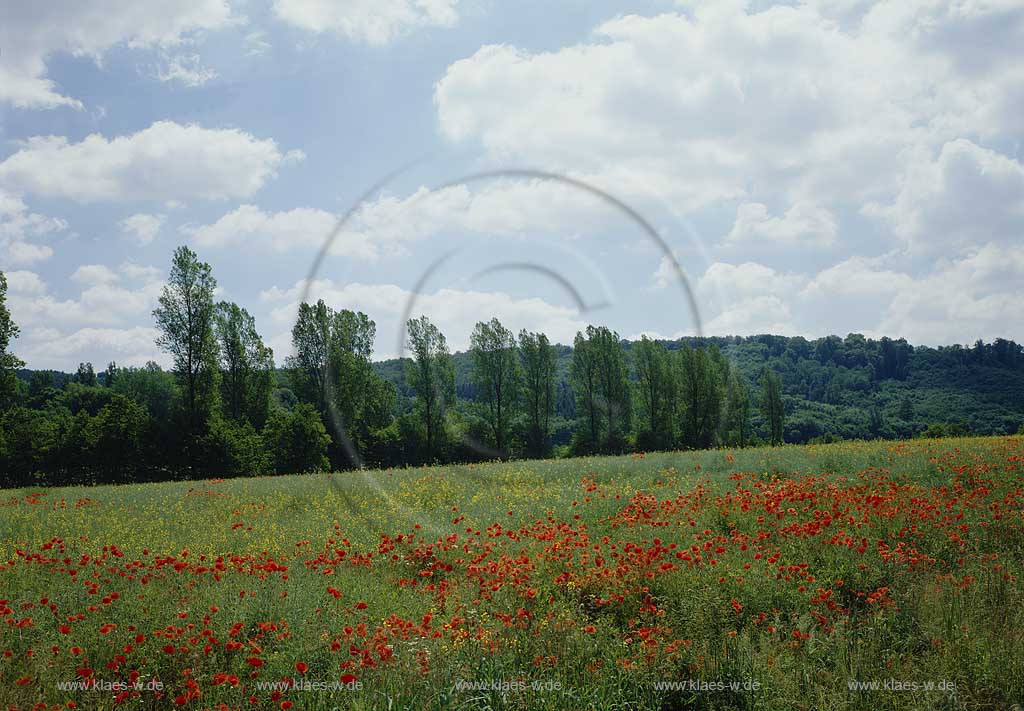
left=1, top=0, right=1022, bottom=371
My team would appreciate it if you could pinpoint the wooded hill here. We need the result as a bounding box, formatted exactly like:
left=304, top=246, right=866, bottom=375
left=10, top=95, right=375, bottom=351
left=373, top=333, right=1024, bottom=444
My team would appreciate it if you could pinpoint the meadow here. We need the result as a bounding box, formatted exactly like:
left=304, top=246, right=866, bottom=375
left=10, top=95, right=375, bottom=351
left=2, top=436, right=1023, bottom=710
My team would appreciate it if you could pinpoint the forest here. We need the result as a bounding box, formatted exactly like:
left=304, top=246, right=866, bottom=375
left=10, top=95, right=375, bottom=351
left=2, top=246, right=1023, bottom=488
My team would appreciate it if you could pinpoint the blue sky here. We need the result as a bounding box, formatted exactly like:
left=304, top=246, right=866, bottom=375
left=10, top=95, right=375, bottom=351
left=1, top=0, right=1022, bottom=370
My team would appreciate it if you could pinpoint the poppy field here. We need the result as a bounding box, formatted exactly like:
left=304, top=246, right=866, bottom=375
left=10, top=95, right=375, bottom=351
left=2, top=436, right=1023, bottom=710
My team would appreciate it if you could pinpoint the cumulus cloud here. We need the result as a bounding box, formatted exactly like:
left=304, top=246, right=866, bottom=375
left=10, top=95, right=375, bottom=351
left=798, top=245, right=1024, bottom=344
left=272, top=0, right=460, bottom=45
left=691, top=246, right=1024, bottom=344
left=71, top=265, right=120, bottom=286
left=119, top=213, right=166, bottom=244
left=725, top=202, right=838, bottom=246
left=863, top=139, right=1024, bottom=254
left=185, top=179, right=616, bottom=259
left=4, top=270, right=47, bottom=295
left=7, top=262, right=164, bottom=334
left=183, top=204, right=344, bottom=254
left=15, top=327, right=167, bottom=370
left=0, top=189, right=67, bottom=265
left=434, top=2, right=1023, bottom=216
left=0, top=0, right=238, bottom=110
left=0, top=122, right=300, bottom=203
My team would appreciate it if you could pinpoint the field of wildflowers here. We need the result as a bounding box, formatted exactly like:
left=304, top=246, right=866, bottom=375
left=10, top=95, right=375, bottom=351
left=2, top=436, right=1023, bottom=710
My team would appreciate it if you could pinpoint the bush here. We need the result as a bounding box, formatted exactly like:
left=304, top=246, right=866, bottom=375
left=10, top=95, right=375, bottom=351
left=201, top=417, right=270, bottom=477
left=261, top=404, right=330, bottom=474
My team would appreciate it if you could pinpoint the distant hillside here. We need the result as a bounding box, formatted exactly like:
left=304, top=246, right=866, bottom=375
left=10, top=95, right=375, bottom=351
left=373, top=334, right=1024, bottom=443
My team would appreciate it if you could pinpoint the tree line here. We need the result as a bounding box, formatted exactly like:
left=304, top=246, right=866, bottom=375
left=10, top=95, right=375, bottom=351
left=0, top=248, right=786, bottom=487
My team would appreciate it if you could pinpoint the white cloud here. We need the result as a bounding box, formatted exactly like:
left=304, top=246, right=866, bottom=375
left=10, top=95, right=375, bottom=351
left=119, top=261, right=163, bottom=282
left=16, top=327, right=167, bottom=370
left=810, top=245, right=1024, bottom=344
left=0, top=122, right=299, bottom=203
left=7, top=263, right=164, bottom=336
left=725, top=202, right=838, bottom=246
left=71, top=264, right=120, bottom=286
left=4, top=271, right=47, bottom=295
left=155, top=53, right=218, bottom=86
left=704, top=295, right=798, bottom=337
left=434, top=3, right=1023, bottom=217
left=0, top=189, right=67, bottom=264
left=0, top=0, right=238, bottom=110
left=243, top=30, right=272, bottom=55
left=698, top=261, right=806, bottom=301
left=692, top=261, right=806, bottom=335
left=272, top=0, right=460, bottom=45
left=863, top=139, right=1024, bottom=254
left=186, top=179, right=615, bottom=259
left=183, top=204, right=345, bottom=253
left=119, top=213, right=166, bottom=244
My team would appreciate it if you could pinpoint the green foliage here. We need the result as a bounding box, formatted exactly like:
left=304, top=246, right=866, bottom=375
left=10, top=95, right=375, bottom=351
left=201, top=416, right=271, bottom=477
left=678, top=344, right=724, bottom=449
left=633, top=336, right=675, bottom=450
left=74, top=362, right=97, bottom=386
left=405, top=315, right=455, bottom=462
left=518, top=329, right=557, bottom=458
left=0, top=271, right=25, bottom=410
left=0, top=406, right=57, bottom=486
left=760, top=368, right=785, bottom=445
left=261, top=403, right=330, bottom=474
left=721, top=363, right=751, bottom=446
left=571, top=325, right=631, bottom=454
left=469, top=318, right=519, bottom=455
left=286, top=300, right=390, bottom=468
left=214, top=301, right=274, bottom=428
left=153, top=246, right=219, bottom=440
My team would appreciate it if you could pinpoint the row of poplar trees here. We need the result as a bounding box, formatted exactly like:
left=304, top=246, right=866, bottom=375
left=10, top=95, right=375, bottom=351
left=1, top=245, right=785, bottom=483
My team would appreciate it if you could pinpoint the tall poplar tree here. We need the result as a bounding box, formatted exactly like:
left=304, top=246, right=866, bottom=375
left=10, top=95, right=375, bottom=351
left=0, top=271, right=24, bottom=410
left=214, top=301, right=274, bottom=428
left=469, top=318, right=519, bottom=455
left=153, top=246, right=219, bottom=440
left=406, top=316, right=454, bottom=461
left=760, top=368, right=785, bottom=445
left=518, top=329, right=557, bottom=457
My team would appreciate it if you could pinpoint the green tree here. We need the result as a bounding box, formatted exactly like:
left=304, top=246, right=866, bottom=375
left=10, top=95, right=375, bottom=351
left=153, top=246, right=219, bottom=441
left=571, top=325, right=631, bottom=453
left=287, top=300, right=334, bottom=414
left=88, top=395, right=148, bottom=483
left=102, top=362, right=118, bottom=388
left=469, top=318, right=519, bottom=456
left=74, top=362, right=97, bottom=386
left=201, top=417, right=270, bottom=477
left=898, top=396, right=913, bottom=421
left=406, top=316, right=454, bottom=462
left=570, top=330, right=600, bottom=452
left=677, top=345, right=723, bottom=449
left=722, top=365, right=751, bottom=447
left=0, top=406, right=57, bottom=487
left=518, top=329, right=557, bottom=457
left=262, top=403, right=330, bottom=474
left=214, top=301, right=274, bottom=428
left=760, top=368, right=785, bottom=445
left=633, top=336, right=676, bottom=450
left=0, top=272, right=24, bottom=410
left=287, top=301, right=389, bottom=466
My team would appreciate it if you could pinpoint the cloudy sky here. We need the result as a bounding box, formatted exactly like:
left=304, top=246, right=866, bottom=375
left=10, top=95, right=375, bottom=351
left=1, top=0, right=1022, bottom=370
